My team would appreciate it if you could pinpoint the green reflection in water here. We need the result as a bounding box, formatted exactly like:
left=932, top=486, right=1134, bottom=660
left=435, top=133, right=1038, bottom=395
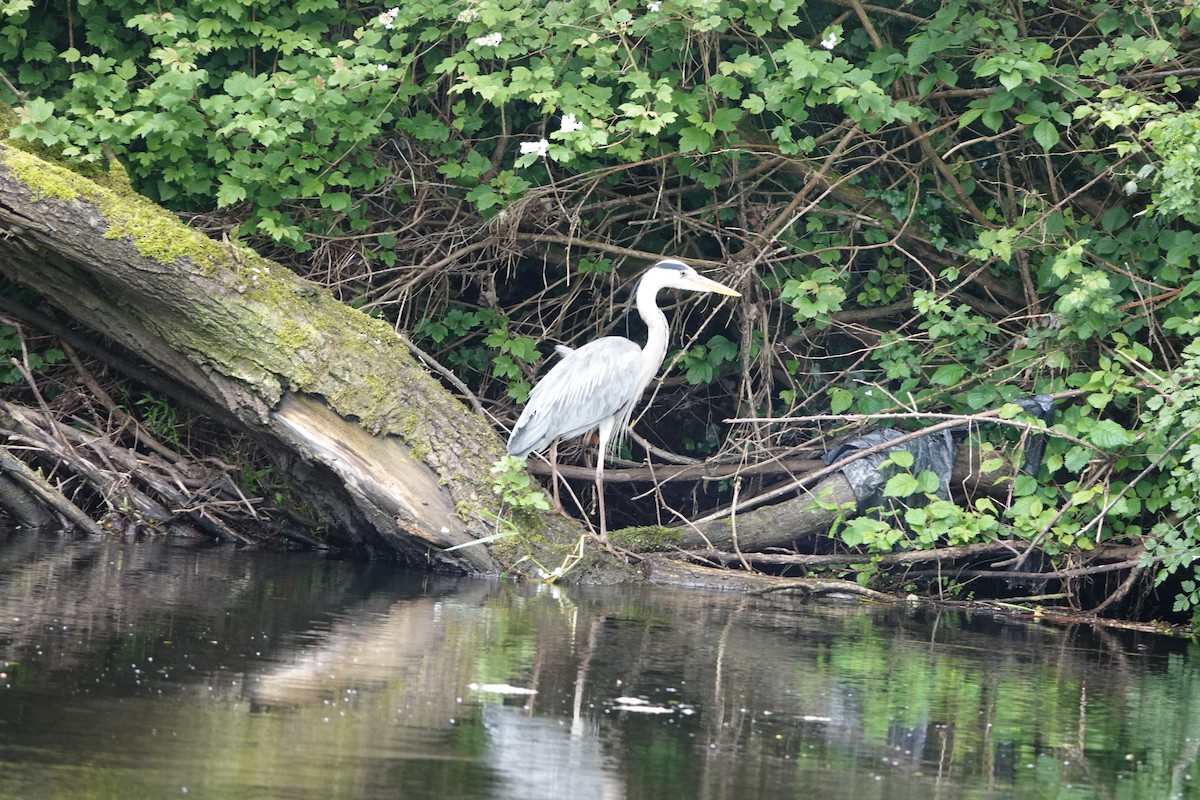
left=0, top=534, right=1197, bottom=800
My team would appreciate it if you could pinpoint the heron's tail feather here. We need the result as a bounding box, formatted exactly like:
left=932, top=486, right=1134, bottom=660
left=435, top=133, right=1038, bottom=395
left=506, top=410, right=553, bottom=457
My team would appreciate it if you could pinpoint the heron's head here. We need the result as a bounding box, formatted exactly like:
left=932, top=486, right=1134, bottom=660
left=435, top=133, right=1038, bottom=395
left=644, top=259, right=741, bottom=297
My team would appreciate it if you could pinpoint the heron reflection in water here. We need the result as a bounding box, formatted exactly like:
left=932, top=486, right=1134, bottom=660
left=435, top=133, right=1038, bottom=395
left=507, top=259, right=741, bottom=541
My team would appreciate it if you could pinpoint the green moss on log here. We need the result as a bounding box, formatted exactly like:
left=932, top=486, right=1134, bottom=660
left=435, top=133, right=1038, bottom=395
left=1, top=146, right=232, bottom=270
left=608, top=525, right=683, bottom=550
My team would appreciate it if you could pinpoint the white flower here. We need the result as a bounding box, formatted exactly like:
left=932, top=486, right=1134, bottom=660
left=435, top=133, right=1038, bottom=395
left=558, top=113, right=583, bottom=133
left=474, top=32, right=503, bottom=47
left=648, top=1, right=661, bottom=10
left=457, top=8, right=478, bottom=22
left=820, top=32, right=837, bottom=49
left=377, top=64, right=389, bottom=72
left=519, top=138, right=550, bottom=157
left=378, top=7, right=399, bottom=29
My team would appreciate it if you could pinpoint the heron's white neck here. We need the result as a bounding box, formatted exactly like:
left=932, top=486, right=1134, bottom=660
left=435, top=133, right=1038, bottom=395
left=634, top=277, right=671, bottom=387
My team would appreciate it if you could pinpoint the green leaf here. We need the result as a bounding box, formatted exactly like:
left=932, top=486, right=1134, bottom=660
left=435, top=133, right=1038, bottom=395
left=216, top=179, right=247, bottom=207
left=1064, top=446, right=1092, bottom=472
left=829, top=387, right=853, bottom=415
left=710, top=107, right=742, bottom=132
left=1032, top=119, right=1059, bottom=151
left=1009, top=495, right=1044, bottom=518
left=980, top=457, right=1006, bottom=473
left=839, top=521, right=864, bottom=547
left=678, top=126, right=712, bottom=153
left=930, top=364, right=966, bottom=386
left=321, top=192, right=353, bottom=213
left=998, top=403, right=1026, bottom=419
left=883, top=473, right=921, bottom=497
left=1087, top=419, right=1133, bottom=449
left=916, top=470, right=941, bottom=494
left=1012, top=474, right=1039, bottom=496
left=999, top=71, right=1023, bottom=91
left=23, top=97, right=55, bottom=124
left=465, top=184, right=502, bottom=211
left=707, top=335, right=737, bottom=364
left=963, top=385, right=998, bottom=411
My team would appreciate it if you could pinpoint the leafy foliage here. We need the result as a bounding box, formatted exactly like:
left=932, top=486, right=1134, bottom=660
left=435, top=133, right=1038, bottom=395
left=6, top=0, right=1200, bottom=614
left=0, top=324, right=64, bottom=384
left=490, top=455, right=551, bottom=512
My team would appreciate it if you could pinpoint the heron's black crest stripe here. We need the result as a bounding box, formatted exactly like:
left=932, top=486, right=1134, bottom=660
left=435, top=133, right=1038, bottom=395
left=654, top=259, right=688, bottom=272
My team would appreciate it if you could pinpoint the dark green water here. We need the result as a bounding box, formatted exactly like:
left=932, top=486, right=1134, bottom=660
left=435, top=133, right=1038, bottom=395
left=0, top=533, right=1196, bottom=799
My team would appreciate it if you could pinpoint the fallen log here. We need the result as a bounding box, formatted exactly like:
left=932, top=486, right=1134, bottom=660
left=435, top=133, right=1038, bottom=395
left=613, top=441, right=1018, bottom=553
left=0, top=145, right=594, bottom=575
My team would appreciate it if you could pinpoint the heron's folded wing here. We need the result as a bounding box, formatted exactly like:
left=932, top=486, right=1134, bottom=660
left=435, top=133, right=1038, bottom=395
left=506, top=337, right=642, bottom=456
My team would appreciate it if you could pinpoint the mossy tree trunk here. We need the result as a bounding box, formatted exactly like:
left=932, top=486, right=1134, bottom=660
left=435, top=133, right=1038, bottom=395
left=0, top=145, right=598, bottom=575
left=0, top=146, right=1102, bottom=599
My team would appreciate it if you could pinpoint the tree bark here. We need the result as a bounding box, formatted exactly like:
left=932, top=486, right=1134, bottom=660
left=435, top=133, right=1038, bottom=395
left=0, top=145, right=1048, bottom=591
left=611, top=441, right=1018, bottom=553
left=0, top=146, right=595, bottom=575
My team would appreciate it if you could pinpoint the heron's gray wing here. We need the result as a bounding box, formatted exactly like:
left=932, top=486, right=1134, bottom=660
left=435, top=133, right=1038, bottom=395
left=506, top=337, right=643, bottom=457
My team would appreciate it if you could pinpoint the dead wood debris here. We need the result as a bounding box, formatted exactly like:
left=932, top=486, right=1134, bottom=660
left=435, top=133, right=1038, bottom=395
left=0, top=322, right=307, bottom=545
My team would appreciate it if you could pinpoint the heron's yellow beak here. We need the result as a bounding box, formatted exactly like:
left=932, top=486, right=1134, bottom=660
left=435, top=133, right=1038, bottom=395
left=691, top=274, right=741, bottom=297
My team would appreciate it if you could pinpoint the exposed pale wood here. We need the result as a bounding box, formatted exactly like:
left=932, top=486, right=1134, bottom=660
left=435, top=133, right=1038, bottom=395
left=629, top=440, right=1020, bottom=553
left=643, top=556, right=899, bottom=601
left=0, top=146, right=590, bottom=574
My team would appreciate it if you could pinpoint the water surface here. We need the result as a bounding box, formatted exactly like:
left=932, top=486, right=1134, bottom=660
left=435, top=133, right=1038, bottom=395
left=0, top=533, right=1196, bottom=799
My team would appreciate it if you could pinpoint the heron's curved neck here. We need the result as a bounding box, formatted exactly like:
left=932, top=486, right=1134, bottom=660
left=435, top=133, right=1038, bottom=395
left=635, top=278, right=670, bottom=368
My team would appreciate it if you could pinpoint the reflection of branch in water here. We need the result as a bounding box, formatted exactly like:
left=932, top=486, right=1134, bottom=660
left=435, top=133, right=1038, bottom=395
left=484, top=704, right=623, bottom=800
left=696, top=598, right=751, bottom=799
left=247, top=581, right=495, bottom=714
left=1171, top=716, right=1200, bottom=798
left=572, top=613, right=608, bottom=738
left=0, top=538, right=261, bottom=673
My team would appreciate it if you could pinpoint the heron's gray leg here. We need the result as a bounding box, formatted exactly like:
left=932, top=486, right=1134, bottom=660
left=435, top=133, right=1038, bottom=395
left=549, top=438, right=562, bottom=510
left=594, top=461, right=608, bottom=543
left=594, top=420, right=614, bottom=542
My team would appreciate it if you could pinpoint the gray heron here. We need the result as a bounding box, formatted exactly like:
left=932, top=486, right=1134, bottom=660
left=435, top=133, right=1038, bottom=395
left=506, top=259, right=741, bottom=540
